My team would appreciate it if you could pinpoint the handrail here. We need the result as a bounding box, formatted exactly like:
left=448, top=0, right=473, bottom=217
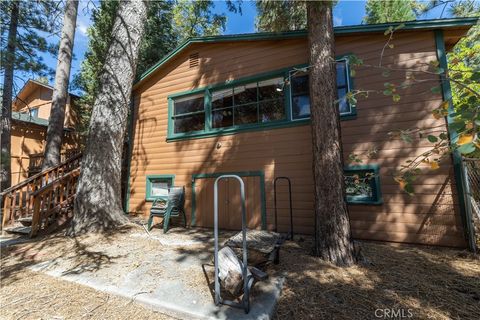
left=0, top=153, right=82, bottom=196
left=1, top=152, right=82, bottom=229
left=32, top=168, right=81, bottom=197
left=30, top=168, right=80, bottom=237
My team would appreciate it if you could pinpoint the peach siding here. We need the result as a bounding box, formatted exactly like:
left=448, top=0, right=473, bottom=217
left=129, top=31, right=466, bottom=247
left=13, top=84, right=78, bottom=128
left=10, top=122, right=78, bottom=183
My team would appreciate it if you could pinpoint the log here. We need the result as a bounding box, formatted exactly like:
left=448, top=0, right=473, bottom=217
left=217, top=247, right=249, bottom=297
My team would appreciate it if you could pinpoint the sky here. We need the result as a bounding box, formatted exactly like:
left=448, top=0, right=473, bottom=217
left=11, top=0, right=460, bottom=95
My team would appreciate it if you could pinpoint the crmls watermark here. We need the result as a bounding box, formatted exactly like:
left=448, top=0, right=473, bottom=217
left=374, top=308, right=414, bottom=319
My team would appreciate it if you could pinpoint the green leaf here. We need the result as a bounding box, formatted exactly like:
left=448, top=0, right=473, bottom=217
left=392, top=94, right=401, bottom=102
left=383, top=89, right=392, bottom=96
left=404, top=183, right=414, bottom=195
left=427, top=135, right=438, bottom=143
left=457, top=142, right=476, bottom=154
left=439, top=132, right=448, bottom=140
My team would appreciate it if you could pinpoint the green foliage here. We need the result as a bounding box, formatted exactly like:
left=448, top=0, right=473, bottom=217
left=0, top=0, right=61, bottom=79
left=172, top=0, right=227, bottom=40
left=255, top=0, right=307, bottom=32
left=74, top=0, right=238, bottom=133
left=363, top=0, right=417, bottom=24
left=447, top=2, right=480, bottom=156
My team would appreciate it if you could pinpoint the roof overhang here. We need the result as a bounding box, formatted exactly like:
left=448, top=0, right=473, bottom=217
left=134, top=17, right=478, bottom=90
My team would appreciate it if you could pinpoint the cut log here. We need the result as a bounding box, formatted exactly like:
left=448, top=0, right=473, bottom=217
left=217, top=246, right=250, bottom=297
left=225, top=230, right=282, bottom=266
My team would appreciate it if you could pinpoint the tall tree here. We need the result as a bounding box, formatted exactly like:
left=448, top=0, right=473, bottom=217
left=363, top=0, right=417, bottom=24
left=256, top=0, right=306, bottom=31
left=307, top=1, right=355, bottom=266
left=74, top=0, right=231, bottom=131
left=69, top=0, right=149, bottom=235
left=0, top=1, right=19, bottom=191
left=42, top=0, right=79, bottom=170
left=172, top=0, right=227, bottom=40
left=0, top=0, right=61, bottom=190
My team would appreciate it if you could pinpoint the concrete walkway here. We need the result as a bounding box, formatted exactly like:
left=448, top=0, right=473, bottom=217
left=28, top=227, right=284, bottom=320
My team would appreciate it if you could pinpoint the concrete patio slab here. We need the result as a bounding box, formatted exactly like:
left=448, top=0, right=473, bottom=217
left=28, top=227, right=285, bottom=320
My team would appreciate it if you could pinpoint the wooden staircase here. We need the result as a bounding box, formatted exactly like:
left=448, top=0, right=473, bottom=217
left=1, top=153, right=82, bottom=237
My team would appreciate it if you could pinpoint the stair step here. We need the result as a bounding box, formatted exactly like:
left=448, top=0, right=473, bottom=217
left=4, top=226, right=31, bottom=235
left=18, top=216, right=33, bottom=226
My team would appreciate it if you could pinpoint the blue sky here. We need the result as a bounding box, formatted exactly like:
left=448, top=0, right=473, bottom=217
left=11, top=0, right=458, bottom=95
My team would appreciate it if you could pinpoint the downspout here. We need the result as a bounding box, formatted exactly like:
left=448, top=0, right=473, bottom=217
left=434, top=29, right=476, bottom=251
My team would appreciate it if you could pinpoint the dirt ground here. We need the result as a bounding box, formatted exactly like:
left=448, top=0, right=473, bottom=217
left=1, top=225, right=479, bottom=320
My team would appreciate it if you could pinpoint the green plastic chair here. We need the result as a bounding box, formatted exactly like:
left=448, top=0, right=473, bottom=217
left=147, top=186, right=186, bottom=233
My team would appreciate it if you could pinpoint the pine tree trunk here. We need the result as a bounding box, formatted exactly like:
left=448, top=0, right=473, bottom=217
left=307, top=1, right=355, bottom=266
left=69, top=0, right=148, bottom=235
left=0, top=1, right=19, bottom=191
left=42, top=0, right=79, bottom=170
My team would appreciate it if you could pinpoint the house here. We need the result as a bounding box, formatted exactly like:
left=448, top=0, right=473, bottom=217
left=126, top=18, right=478, bottom=247
left=10, top=79, right=79, bottom=184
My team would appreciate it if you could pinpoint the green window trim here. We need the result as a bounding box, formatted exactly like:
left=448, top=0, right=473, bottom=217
left=344, top=164, right=383, bottom=205
left=145, top=174, right=175, bottom=201
left=167, top=60, right=356, bottom=141
left=191, top=171, right=267, bottom=230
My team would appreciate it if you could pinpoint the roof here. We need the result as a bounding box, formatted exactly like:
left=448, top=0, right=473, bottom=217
left=134, top=17, right=478, bottom=90
left=11, top=111, right=49, bottom=127
left=14, top=79, right=80, bottom=106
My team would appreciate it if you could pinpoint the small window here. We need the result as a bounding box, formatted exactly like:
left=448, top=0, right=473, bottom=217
left=344, top=165, right=382, bottom=204
left=172, top=94, right=205, bottom=134
left=146, top=175, right=175, bottom=201
left=290, top=59, right=353, bottom=120
left=29, top=108, right=39, bottom=118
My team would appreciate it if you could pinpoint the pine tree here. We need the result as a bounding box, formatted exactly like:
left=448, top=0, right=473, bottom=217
left=363, top=0, right=417, bottom=24
left=307, top=1, right=355, bottom=266
left=69, top=0, right=149, bottom=235
left=43, top=0, right=79, bottom=170
left=0, top=0, right=61, bottom=190
left=256, top=0, right=306, bottom=32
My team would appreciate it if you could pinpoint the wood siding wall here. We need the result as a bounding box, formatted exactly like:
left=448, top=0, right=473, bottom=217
left=13, top=84, right=78, bottom=129
left=10, top=122, right=78, bottom=184
left=129, top=31, right=466, bottom=247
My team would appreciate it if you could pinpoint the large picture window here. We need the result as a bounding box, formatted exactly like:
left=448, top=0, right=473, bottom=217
left=167, top=60, right=354, bottom=140
left=290, top=59, right=354, bottom=120
left=344, top=165, right=382, bottom=204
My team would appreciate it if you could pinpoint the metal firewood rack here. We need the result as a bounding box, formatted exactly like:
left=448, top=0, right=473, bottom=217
left=213, top=175, right=254, bottom=313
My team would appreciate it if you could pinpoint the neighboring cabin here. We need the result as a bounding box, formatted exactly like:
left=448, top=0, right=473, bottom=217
left=10, top=79, right=79, bottom=184
left=127, top=18, right=478, bottom=247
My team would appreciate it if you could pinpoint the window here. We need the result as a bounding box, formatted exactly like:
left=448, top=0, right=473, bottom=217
left=29, top=108, right=39, bottom=118
left=290, top=59, right=354, bottom=120
left=146, top=175, right=175, bottom=201
left=211, top=77, right=285, bottom=129
left=344, top=165, right=382, bottom=204
left=167, top=61, right=354, bottom=141
left=172, top=94, right=205, bottom=134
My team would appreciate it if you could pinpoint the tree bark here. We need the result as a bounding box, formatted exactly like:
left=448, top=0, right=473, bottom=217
left=0, top=1, right=19, bottom=192
left=69, top=0, right=148, bottom=235
left=42, top=0, right=79, bottom=170
left=307, top=1, right=355, bottom=266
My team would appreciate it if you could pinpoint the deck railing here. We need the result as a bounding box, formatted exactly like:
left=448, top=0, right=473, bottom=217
left=1, top=153, right=82, bottom=230
left=30, top=168, right=80, bottom=237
